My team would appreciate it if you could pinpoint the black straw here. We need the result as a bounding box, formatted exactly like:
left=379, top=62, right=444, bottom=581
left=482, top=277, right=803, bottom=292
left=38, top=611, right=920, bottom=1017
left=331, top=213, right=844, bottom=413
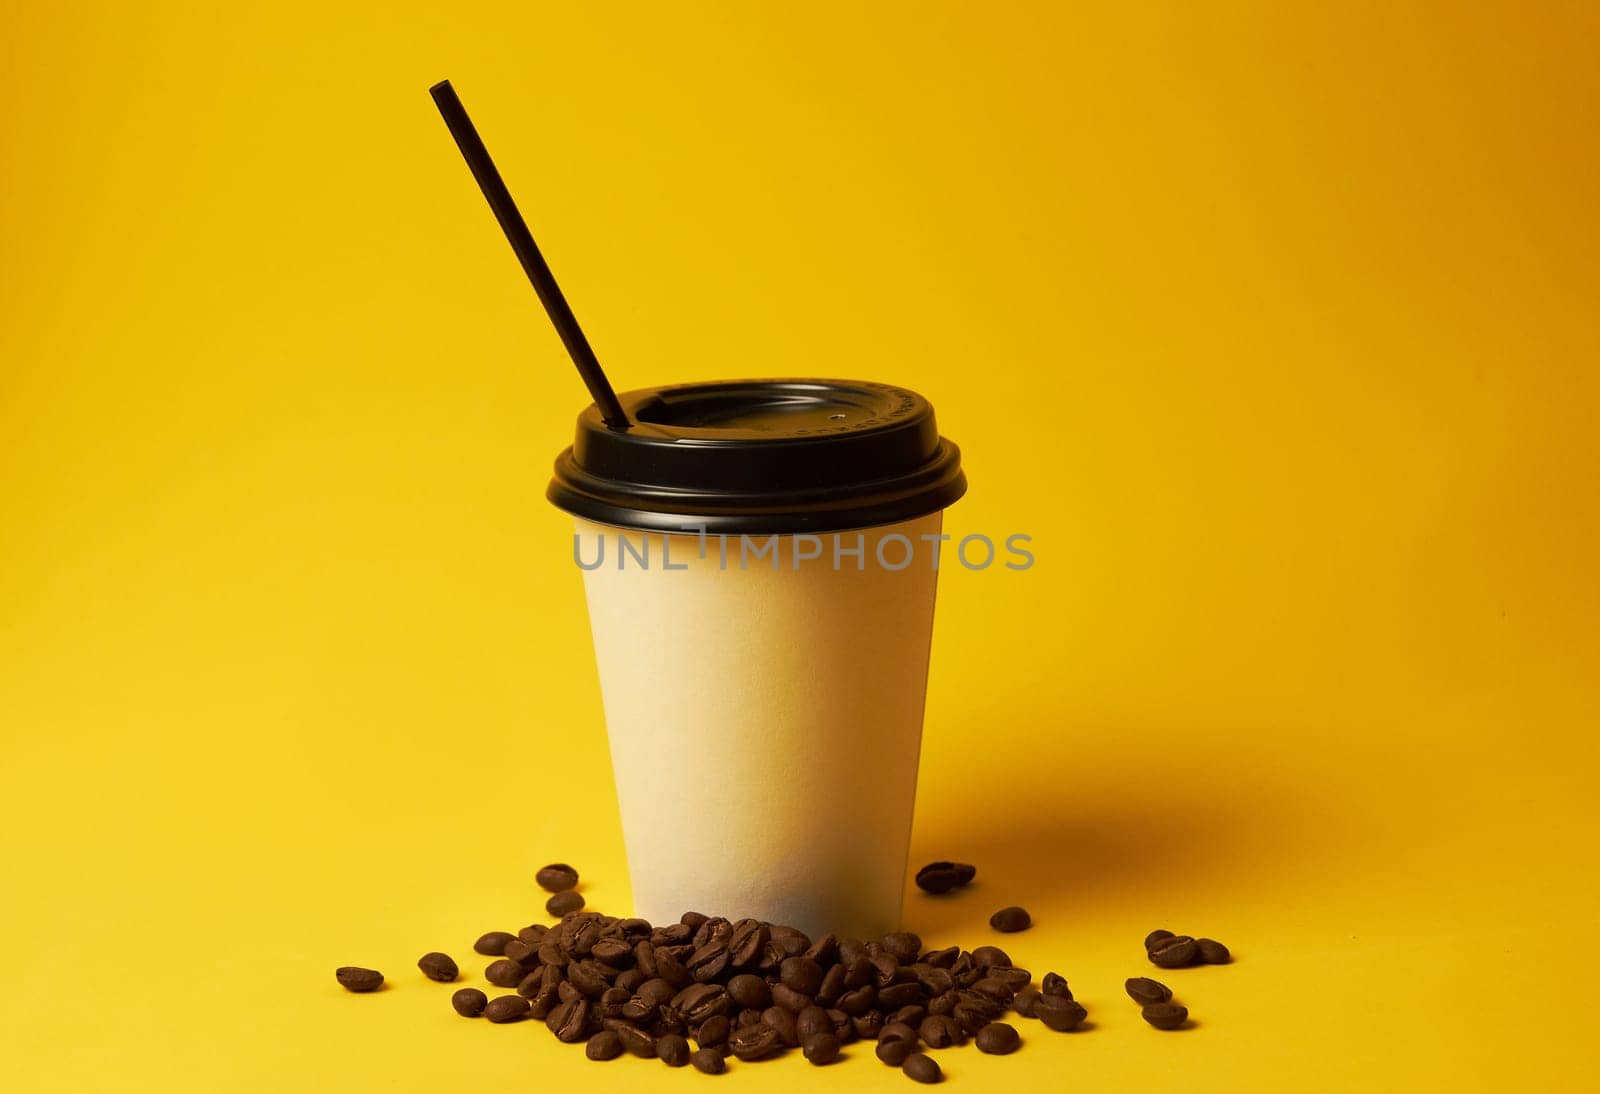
left=429, top=80, right=630, bottom=429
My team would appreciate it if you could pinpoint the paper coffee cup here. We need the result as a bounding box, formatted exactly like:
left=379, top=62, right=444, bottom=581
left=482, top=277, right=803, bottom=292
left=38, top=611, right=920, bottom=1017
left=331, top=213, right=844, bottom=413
left=549, top=380, right=965, bottom=938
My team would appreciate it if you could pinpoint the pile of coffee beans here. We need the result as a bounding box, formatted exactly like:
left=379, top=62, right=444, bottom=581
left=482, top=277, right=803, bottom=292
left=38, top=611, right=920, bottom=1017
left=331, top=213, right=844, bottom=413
left=1143, top=929, right=1230, bottom=969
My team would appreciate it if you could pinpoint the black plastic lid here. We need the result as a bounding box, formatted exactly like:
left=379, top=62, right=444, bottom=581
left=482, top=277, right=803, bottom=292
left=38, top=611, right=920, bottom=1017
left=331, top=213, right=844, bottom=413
left=547, top=379, right=966, bottom=534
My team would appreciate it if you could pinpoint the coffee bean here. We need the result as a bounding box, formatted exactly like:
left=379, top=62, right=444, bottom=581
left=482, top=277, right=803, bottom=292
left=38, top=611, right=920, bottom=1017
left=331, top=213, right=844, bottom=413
left=1033, top=995, right=1088, bottom=1032
left=1040, top=972, right=1071, bottom=999
left=724, top=972, right=769, bottom=1009
left=653, top=946, right=689, bottom=987
left=485, top=994, right=531, bottom=1023
left=771, top=983, right=813, bottom=1013
left=1125, top=977, right=1172, bottom=1005
left=658, top=1032, right=691, bottom=1066
left=518, top=923, right=548, bottom=943
left=586, top=1030, right=623, bottom=1060
left=1144, top=929, right=1175, bottom=952
left=780, top=956, right=825, bottom=995
left=451, top=988, right=488, bottom=1017
left=567, top=959, right=610, bottom=997
left=474, top=931, right=515, bottom=956
left=691, top=1047, right=727, bottom=1074
left=970, top=977, right=1014, bottom=1005
left=335, top=967, right=383, bottom=993
left=882, top=931, right=922, bottom=963
left=837, top=986, right=877, bottom=1015
left=1012, top=988, right=1040, bottom=1018
left=566, top=918, right=601, bottom=956
left=989, top=906, right=1031, bottom=933
left=547, top=997, right=591, bottom=1042
left=915, top=861, right=976, bottom=895
left=976, top=1021, right=1021, bottom=1054
left=879, top=982, right=924, bottom=1010
left=502, top=938, right=538, bottom=964
left=674, top=983, right=730, bottom=1025
left=918, top=1014, right=962, bottom=1048
left=697, top=1013, right=731, bottom=1047
left=796, top=1006, right=833, bottom=1040
left=802, top=1032, right=841, bottom=1065
left=536, top=863, right=579, bottom=892
left=1142, top=1002, right=1189, bottom=1030
left=903, top=1052, right=943, bottom=1084
left=988, top=965, right=1032, bottom=992
left=728, top=1023, right=782, bottom=1061
left=762, top=1005, right=800, bottom=1047
left=546, top=890, right=585, bottom=917
left=968, top=946, right=1010, bottom=969
left=816, top=963, right=847, bottom=1006
left=1196, top=938, right=1232, bottom=964
left=616, top=1023, right=656, bottom=1057
left=591, top=938, right=633, bottom=967
left=729, top=920, right=769, bottom=968
left=877, top=1038, right=914, bottom=1066
left=687, top=941, right=730, bottom=983
left=1148, top=937, right=1199, bottom=969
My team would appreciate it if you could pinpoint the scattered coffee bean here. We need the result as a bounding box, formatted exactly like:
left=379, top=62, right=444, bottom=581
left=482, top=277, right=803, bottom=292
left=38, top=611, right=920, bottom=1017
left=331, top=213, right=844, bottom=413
left=803, top=1032, right=841, bottom=1065
left=1040, top=972, right=1071, bottom=999
left=914, top=861, right=977, bottom=895
left=335, top=967, right=383, bottom=993
left=691, top=1047, right=726, bottom=1074
left=547, top=890, right=585, bottom=917
left=658, top=1032, right=691, bottom=1066
left=485, top=994, right=531, bottom=1023
left=1033, top=995, right=1088, bottom=1032
left=586, top=1030, right=623, bottom=1060
left=417, top=952, right=458, bottom=982
left=975, top=1021, right=1021, bottom=1054
left=536, top=863, right=580, bottom=892
left=474, top=931, right=515, bottom=956
left=1125, top=977, right=1172, bottom=1005
left=1148, top=937, right=1199, bottom=969
left=1143, top=929, right=1175, bottom=952
left=1142, top=1002, right=1189, bottom=1030
left=903, top=1052, right=943, bottom=1083
left=989, top=906, right=1032, bottom=933
left=1196, top=938, right=1231, bottom=964
left=451, top=988, right=488, bottom=1017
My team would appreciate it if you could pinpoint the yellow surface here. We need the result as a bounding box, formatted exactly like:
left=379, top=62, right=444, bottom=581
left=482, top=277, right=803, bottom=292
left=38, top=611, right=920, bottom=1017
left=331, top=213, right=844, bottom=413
left=3, top=2, right=1597, bottom=1089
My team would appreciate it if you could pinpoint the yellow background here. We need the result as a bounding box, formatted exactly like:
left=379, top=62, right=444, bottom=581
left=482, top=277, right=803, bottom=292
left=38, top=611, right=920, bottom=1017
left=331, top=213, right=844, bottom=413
left=4, top=1, right=1597, bottom=1089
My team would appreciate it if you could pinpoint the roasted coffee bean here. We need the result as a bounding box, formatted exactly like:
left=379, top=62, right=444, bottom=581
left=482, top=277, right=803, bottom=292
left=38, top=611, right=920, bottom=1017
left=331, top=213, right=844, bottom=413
left=728, top=1023, right=782, bottom=1061
left=922, top=946, right=959, bottom=968
left=780, top=956, right=825, bottom=995
left=803, top=932, right=838, bottom=963
left=903, top=1052, right=943, bottom=1084
left=989, top=906, right=1031, bottom=933
left=927, top=990, right=957, bottom=1016
left=536, top=941, right=566, bottom=967
left=762, top=1005, right=800, bottom=1047
left=451, top=988, right=488, bottom=1017
left=877, top=1038, right=915, bottom=1066
left=1034, top=995, right=1088, bottom=1032
left=968, top=946, right=1010, bottom=969
left=915, top=861, right=976, bottom=895
left=803, top=1032, right=842, bottom=1065
left=842, top=955, right=874, bottom=989
left=590, top=938, right=633, bottom=967
left=882, top=931, right=922, bottom=963
left=816, top=963, right=847, bottom=1006
left=485, top=994, right=531, bottom=1023
left=536, top=863, right=579, bottom=892
left=918, top=1014, right=963, bottom=1048
left=880, top=1019, right=919, bottom=1044
left=851, top=1010, right=885, bottom=1039
left=567, top=918, right=601, bottom=956
left=988, top=965, right=1032, bottom=992
left=837, top=937, right=869, bottom=965
left=1196, top=938, right=1231, bottom=964
left=1142, top=1002, right=1189, bottom=1030
left=586, top=1030, right=623, bottom=1060
left=1012, top=988, right=1040, bottom=1018
left=502, top=938, right=538, bottom=964
left=878, top=982, right=924, bottom=1010
left=1149, top=937, right=1199, bottom=969
left=910, top=964, right=952, bottom=995
left=870, top=954, right=900, bottom=987
left=474, top=931, right=515, bottom=956
left=970, top=977, right=1014, bottom=1004
left=518, top=923, right=548, bottom=944
left=769, top=982, right=811, bottom=1012
left=546, top=890, right=585, bottom=917
left=654, top=946, right=690, bottom=987
left=1125, top=977, right=1172, bottom=1005
left=838, top=986, right=877, bottom=1015
left=557, top=981, right=583, bottom=1005
left=679, top=911, right=708, bottom=929
left=614, top=967, right=645, bottom=994
left=616, top=1024, right=656, bottom=1057
left=335, top=967, right=383, bottom=993
left=1144, top=929, right=1175, bottom=952
left=728, top=920, right=769, bottom=968
left=687, top=941, right=730, bottom=983
left=657, top=1032, right=691, bottom=1066
left=691, top=1046, right=727, bottom=1074
left=735, top=1008, right=763, bottom=1029
left=696, top=1013, right=731, bottom=1047
left=1040, top=972, right=1071, bottom=999
left=674, top=983, right=730, bottom=1024
left=796, top=1006, right=833, bottom=1040
left=693, top=917, right=731, bottom=948
left=976, top=1021, right=1021, bottom=1054
left=547, top=997, right=591, bottom=1042
left=723, top=973, right=769, bottom=1009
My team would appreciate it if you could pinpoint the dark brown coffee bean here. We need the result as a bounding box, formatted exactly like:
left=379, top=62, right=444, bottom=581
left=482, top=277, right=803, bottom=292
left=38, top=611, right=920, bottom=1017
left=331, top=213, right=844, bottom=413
left=1012, top=988, right=1040, bottom=1018
left=816, top=963, right=847, bottom=1006
left=502, top=938, right=538, bottom=964
left=1149, top=937, right=1199, bottom=969
left=485, top=994, right=531, bottom=1023
left=922, top=946, right=959, bottom=968
left=1142, top=1002, right=1189, bottom=1030
left=474, top=931, right=515, bottom=956
left=838, top=938, right=869, bottom=965
left=1034, top=995, right=1088, bottom=1032
left=566, top=918, right=601, bottom=956
left=725, top=973, right=769, bottom=1009
left=838, top=986, right=877, bottom=1015
left=877, top=1038, right=914, bottom=1066
left=687, top=941, right=730, bottom=983
left=780, top=956, right=825, bottom=995
left=926, top=990, right=957, bottom=1016
left=653, top=945, right=690, bottom=987
left=616, top=1023, right=656, bottom=1057
left=657, top=1032, right=691, bottom=1066
left=1040, top=972, right=1071, bottom=999
left=796, top=1006, right=833, bottom=1040
left=693, top=916, right=732, bottom=948
left=691, top=1046, right=727, bottom=1074
left=918, top=1014, right=962, bottom=1048
left=451, top=988, right=488, bottom=1017
left=728, top=1022, right=782, bottom=1061
left=536, top=941, right=565, bottom=967
left=882, top=931, right=922, bottom=963
left=728, top=920, right=769, bottom=968
left=547, top=997, right=591, bottom=1042
left=770, top=983, right=811, bottom=1012
left=536, top=863, right=579, bottom=892
left=674, top=983, right=730, bottom=1024
left=989, top=906, right=1031, bottom=933
left=586, top=1030, right=623, bottom=1060
left=335, top=966, right=383, bottom=993
left=679, top=911, right=709, bottom=929
left=870, top=954, right=900, bottom=987
left=852, top=1010, right=885, bottom=1039
left=803, top=932, right=838, bottom=964
left=1196, top=938, right=1232, bottom=964
left=968, top=945, right=1010, bottom=968
left=828, top=1007, right=856, bottom=1040
left=518, top=923, right=548, bottom=943
left=903, top=1052, right=943, bottom=1083
left=1125, top=977, right=1172, bottom=1005
left=879, top=982, right=924, bottom=1010
left=976, top=1021, right=1021, bottom=1054
left=988, top=965, right=1032, bottom=992
left=557, top=981, right=582, bottom=1004
left=762, top=1005, right=800, bottom=1047
left=880, top=1019, right=919, bottom=1043
left=970, top=977, right=1014, bottom=1004
left=546, top=890, right=585, bottom=917
left=590, top=938, right=632, bottom=967
left=915, top=861, right=975, bottom=895
left=1144, top=929, right=1175, bottom=952
left=802, top=1032, right=841, bottom=1065
left=696, top=1013, right=730, bottom=1047
left=735, top=1008, right=763, bottom=1028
